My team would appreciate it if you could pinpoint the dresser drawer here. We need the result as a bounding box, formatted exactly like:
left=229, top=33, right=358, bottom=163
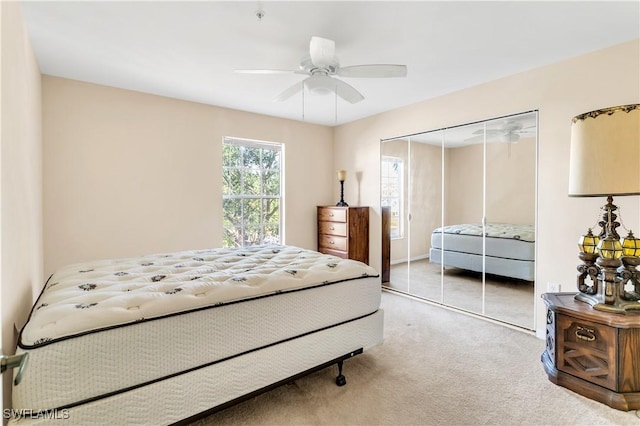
left=316, top=206, right=369, bottom=265
left=319, top=221, right=347, bottom=237
left=318, top=207, right=347, bottom=222
left=556, top=314, right=617, bottom=391
left=318, top=247, right=348, bottom=259
left=319, top=235, right=348, bottom=251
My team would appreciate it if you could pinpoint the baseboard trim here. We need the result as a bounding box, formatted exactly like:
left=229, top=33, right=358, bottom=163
left=390, top=254, right=429, bottom=266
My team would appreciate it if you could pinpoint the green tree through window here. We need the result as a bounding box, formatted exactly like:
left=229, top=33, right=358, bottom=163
left=223, top=138, right=283, bottom=247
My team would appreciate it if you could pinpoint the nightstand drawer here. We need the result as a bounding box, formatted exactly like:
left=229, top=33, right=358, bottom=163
left=318, top=221, right=347, bottom=237
left=319, top=235, right=348, bottom=251
left=557, top=314, right=617, bottom=391
left=318, top=207, right=347, bottom=222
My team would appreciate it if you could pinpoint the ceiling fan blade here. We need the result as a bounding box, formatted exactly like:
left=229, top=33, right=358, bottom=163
left=465, top=133, right=519, bottom=144
left=273, top=81, right=303, bottom=102
left=334, top=79, right=364, bottom=104
left=338, top=64, right=407, bottom=78
left=472, top=129, right=503, bottom=136
left=464, top=134, right=485, bottom=143
left=309, top=36, right=335, bottom=68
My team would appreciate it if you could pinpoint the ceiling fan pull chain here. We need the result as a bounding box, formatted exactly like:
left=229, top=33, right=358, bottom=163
left=335, top=81, right=338, bottom=125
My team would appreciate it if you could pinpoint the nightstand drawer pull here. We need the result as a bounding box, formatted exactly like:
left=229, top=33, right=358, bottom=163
left=576, top=326, right=596, bottom=342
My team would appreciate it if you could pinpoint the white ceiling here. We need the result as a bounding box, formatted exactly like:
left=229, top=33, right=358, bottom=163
left=20, top=1, right=640, bottom=126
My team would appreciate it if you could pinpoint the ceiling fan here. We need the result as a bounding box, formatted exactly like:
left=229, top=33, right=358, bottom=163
left=466, top=120, right=536, bottom=143
left=235, top=36, right=407, bottom=104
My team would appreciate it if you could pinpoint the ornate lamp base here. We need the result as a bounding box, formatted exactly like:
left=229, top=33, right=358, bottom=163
left=575, top=256, right=640, bottom=314
left=575, top=293, right=640, bottom=314
left=573, top=195, right=640, bottom=314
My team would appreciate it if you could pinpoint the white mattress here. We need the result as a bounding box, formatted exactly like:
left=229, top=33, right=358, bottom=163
left=12, top=245, right=381, bottom=419
left=431, top=223, right=535, bottom=261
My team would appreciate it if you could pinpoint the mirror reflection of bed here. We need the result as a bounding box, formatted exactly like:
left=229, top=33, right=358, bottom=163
left=381, top=111, right=537, bottom=330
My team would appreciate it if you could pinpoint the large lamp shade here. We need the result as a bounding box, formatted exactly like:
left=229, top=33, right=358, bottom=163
left=568, top=104, right=640, bottom=197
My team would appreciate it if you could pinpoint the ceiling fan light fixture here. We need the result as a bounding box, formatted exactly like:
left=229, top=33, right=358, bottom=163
left=305, top=75, right=335, bottom=96
left=500, top=133, right=520, bottom=143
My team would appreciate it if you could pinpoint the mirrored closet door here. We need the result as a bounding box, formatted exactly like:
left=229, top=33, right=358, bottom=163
left=381, top=137, right=410, bottom=294
left=381, top=111, right=537, bottom=330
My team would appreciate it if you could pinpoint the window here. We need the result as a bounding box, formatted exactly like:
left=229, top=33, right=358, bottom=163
left=381, top=156, right=403, bottom=239
left=222, top=137, right=283, bottom=247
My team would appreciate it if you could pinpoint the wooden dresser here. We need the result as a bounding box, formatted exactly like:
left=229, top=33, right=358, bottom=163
left=542, top=293, right=640, bottom=410
left=317, top=206, right=369, bottom=264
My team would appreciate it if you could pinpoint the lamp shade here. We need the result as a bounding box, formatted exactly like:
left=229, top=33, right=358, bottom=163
left=568, top=104, right=640, bottom=197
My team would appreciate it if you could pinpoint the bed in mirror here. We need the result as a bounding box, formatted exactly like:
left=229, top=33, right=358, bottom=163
left=381, top=111, right=537, bottom=330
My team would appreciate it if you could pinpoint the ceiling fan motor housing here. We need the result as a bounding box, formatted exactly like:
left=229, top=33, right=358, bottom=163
left=300, top=56, right=338, bottom=76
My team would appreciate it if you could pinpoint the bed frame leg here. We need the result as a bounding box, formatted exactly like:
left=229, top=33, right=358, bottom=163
left=335, top=360, right=346, bottom=386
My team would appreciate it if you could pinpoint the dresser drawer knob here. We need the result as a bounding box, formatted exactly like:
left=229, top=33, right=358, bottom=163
left=576, top=325, right=596, bottom=342
left=329, top=226, right=335, bottom=230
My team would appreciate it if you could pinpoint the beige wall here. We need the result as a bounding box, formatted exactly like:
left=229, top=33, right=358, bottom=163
left=410, top=142, right=443, bottom=260
left=445, top=144, right=484, bottom=225
left=0, top=0, right=43, bottom=411
left=42, top=77, right=334, bottom=276
left=334, top=39, right=640, bottom=337
left=485, top=137, right=536, bottom=225
left=446, top=136, right=536, bottom=226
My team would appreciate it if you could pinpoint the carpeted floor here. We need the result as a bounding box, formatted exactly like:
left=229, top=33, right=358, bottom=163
left=191, top=291, right=639, bottom=425
left=386, top=259, right=535, bottom=329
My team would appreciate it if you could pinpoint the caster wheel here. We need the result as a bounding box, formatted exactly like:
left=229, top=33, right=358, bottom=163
left=335, top=375, right=346, bottom=387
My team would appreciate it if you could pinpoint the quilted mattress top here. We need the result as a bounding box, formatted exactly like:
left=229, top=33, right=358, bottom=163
left=433, top=223, right=535, bottom=243
left=20, top=245, right=378, bottom=348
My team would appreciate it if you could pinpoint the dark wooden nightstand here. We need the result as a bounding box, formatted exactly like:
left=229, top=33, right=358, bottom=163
left=542, top=292, right=640, bottom=410
left=317, top=206, right=369, bottom=264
